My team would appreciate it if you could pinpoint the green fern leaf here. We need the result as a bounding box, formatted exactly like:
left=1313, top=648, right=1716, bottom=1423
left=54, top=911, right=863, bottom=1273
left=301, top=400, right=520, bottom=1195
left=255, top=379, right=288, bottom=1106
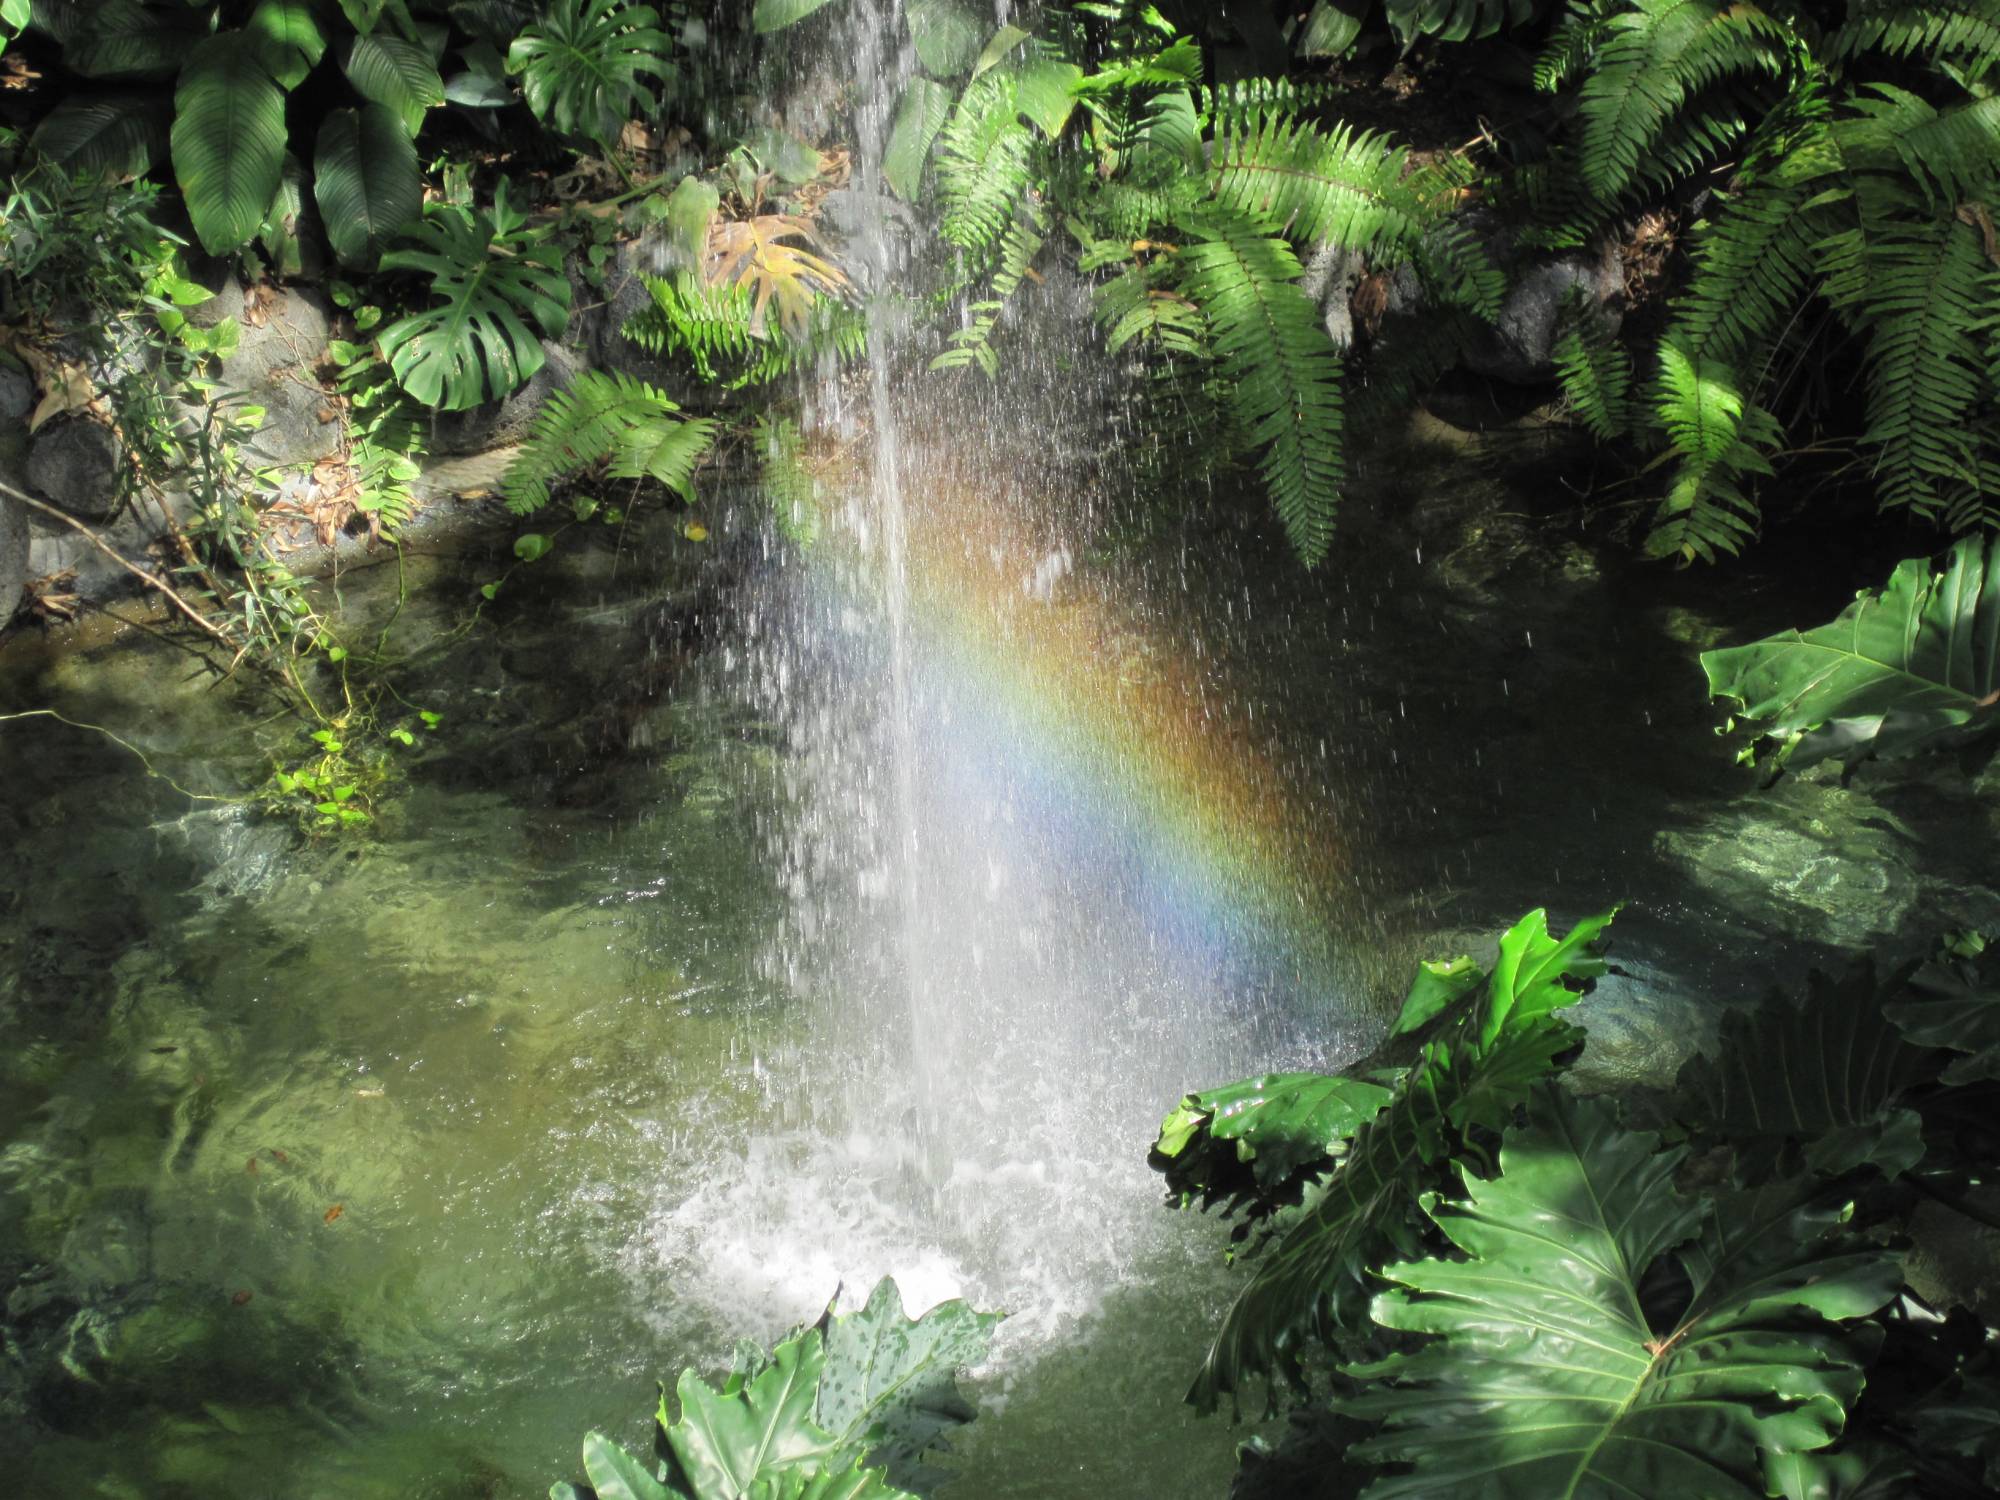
left=1179, top=221, right=1345, bottom=566
left=935, top=69, right=1035, bottom=254
left=1208, top=110, right=1426, bottom=260
left=1553, top=292, right=1633, bottom=440
left=503, top=368, right=681, bottom=512
left=1826, top=0, right=2000, bottom=66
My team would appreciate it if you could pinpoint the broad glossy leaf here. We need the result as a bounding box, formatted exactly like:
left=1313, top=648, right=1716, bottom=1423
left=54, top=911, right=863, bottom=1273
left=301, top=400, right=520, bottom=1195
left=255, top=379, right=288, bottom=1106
left=171, top=32, right=287, bottom=254
left=817, top=1278, right=1001, bottom=1491
left=1675, top=960, right=1934, bottom=1179
left=315, top=104, right=422, bottom=266
left=1703, top=535, right=2000, bottom=771
left=1389, top=954, right=1484, bottom=1038
left=664, top=1329, right=839, bottom=1499
left=1153, top=1072, right=1394, bottom=1207
left=663, top=175, right=719, bottom=269
left=580, top=1430, right=671, bottom=1500
left=1885, top=953, right=2000, bottom=1085
left=1475, top=905, right=1614, bottom=1051
left=752, top=0, right=837, bottom=31
left=1342, top=1090, right=1897, bottom=1498
left=1014, top=59, right=1082, bottom=139
left=905, top=0, right=980, bottom=76
left=376, top=185, right=571, bottom=410
left=749, top=1461, right=917, bottom=1500
left=883, top=77, right=953, bottom=200
left=31, top=92, right=170, bottom=179
left=344, top=31, right=445, bottom=136
left=506, top=0, right=672, bottom=144
left=247, top=0, right=326, bottom=89
left=64, top=0, right=199, bottom=80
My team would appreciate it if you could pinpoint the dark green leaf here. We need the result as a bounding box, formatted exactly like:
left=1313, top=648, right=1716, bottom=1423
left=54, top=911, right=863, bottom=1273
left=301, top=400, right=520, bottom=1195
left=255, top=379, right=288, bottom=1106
left=247, top=0, right=326, bottom=90
left=315, top=103, right=423, bottom=267
left=344, top=31, right=445, bottom=136
left=171, top=32, right=288, bottom=254
left=31, top=92, right=171, bottom=179
left=579, top=1432, right=670, bottom=1500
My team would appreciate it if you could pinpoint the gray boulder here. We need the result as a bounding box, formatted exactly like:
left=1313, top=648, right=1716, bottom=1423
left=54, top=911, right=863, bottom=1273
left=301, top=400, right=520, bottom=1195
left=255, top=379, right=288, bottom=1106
left=25, top=415, right=123, bottom=520
left=0, top=485, right=27, bottom=624
left=0, top=361, right=31, bottom=424
left=213, top=288, right=341, bottom=469
left=1460, top=244, right=1625, bottom=385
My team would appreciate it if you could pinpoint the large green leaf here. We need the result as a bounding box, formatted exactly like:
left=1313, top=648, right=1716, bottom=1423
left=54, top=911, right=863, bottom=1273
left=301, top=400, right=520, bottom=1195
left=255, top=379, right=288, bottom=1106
left=1885, top=946, right=2000, bottom=1085
left=883, top=77, right=953, bottom=201
left=905, top=0, right=981, bottom=76
left=314, top=103, right=422, bottom=267
left=816, top=1279, right=1002, bottom=1492
left=376, top=184, right=571, bottom=410
left=1341, top=1090, right=1899, bottom=1498
left=344, top=31, right=445, bottom=136
left=1179, top=910, right=1611, bottom=1408
left=580, top=1430, right=672, bottom=1500
left=31, top=92, right=171, bottom=179
left=752, top=0, right=838, bottom=31
left=1152, top=1072, right=1395, bottom=1221
left=1702, top=535, right=2000, bottom=772
left=247, top=0, right=325, bottom=89
left=171, top=32, right=287, bottom=254
left=664, top=1329, right=840, bottom=1499
left=1675, top=960, right=1936, bottom=1179
left=507, top=0, right=672, bottom=145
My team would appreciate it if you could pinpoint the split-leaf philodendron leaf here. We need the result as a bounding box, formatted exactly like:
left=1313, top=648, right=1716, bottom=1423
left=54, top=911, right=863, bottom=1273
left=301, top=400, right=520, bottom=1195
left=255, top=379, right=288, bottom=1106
left=1160, top=909, right=1613, bottom=1409
left=1702, top=534, right=2000, bottom=773
left=1340, top=1088, right=1899, bottom=1498
left=555, top=1278, right=995, bottom=1500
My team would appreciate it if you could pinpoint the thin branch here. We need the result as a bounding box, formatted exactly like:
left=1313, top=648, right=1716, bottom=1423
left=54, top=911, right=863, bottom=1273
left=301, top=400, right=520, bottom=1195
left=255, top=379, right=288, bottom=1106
left=0, top=708, right=238, bottom=804
left=0, top=476, right=231, bottom=643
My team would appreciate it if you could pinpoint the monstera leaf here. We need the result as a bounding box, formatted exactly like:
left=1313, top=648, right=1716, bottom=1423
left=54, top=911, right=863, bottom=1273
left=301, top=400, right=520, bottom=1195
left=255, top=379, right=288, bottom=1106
left=1175, top=909, right=1613, bottom=1409
left=1702, top=535, right=2000, bottom=773
left=555, top=1279, right=994, bottom=1500
left=1675, top=960, right=1936, bottom=1180
left=171, top=32, right=288, bottom=253
left=1340, top=1089, right=1899, bottom=1498
left=375, top=184, right=571, bottom=410
left=507, top=0, right=672, bottom=144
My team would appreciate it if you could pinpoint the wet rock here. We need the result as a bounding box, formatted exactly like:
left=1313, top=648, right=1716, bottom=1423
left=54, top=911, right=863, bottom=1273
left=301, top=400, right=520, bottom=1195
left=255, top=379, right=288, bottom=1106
left=57, top=1192, right=152, bottom=1298
left=1302, top=243, right=1368, bottom=350
left=213, top=288, right=340, bottom=469
left=0, top=486, right=26, bottom=624
left=1460, top=245, right=1625, bottom=385
left=24, top=415, right=123, bottom=520
left=1653, top=791, right=1923, bottom=950
left=0, top=361, right=32, bottom=424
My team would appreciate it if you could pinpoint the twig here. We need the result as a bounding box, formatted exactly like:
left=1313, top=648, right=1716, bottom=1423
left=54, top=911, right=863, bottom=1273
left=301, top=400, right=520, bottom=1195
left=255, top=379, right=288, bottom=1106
left=0, top=708, right=238, bottom=803
left=0, top=476, right=231, bottom=642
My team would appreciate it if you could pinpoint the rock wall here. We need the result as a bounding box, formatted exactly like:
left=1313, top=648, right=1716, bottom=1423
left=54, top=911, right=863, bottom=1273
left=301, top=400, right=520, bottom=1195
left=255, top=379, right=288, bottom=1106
left=0, top=237, right=671, bottom=633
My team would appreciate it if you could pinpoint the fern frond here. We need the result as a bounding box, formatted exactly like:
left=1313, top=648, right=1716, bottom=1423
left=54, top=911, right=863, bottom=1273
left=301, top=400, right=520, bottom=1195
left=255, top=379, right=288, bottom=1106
left=1826, top=0, right=2000, bottom=66
left=1666, top=83, right=1838, bottom=368
left=932, top=207, right=1048, bottom=375
left=622, top=274, right=759, bottom=380
left=1199, top=78, right=1340, bottom=135
left=730, top=300, right=869, bottom=388
left=1554, top=291, right=1634, bottom=439
left=1094, top=258, right=1211, bottom=357
left=1209, top=111, right=1430, bottom=262
left=1178, top=220, right=1345, bottom=565
left=1886, top=93, right=2000, bottom=209
left=1846, top=219, right=1995, bottom=520
left=1576, top=0, right=1787, bottom=201
left=1646, top=339, right=1778, bottom=560
left=936, top=69, right=1036, bottom=256
left=607, top=412, right=718, bottom=500
left=1536, top=2, right=1614, bottom=91
left=503, top=369, right=682, bottom=513
left=756, top=415, right=822, bottom=545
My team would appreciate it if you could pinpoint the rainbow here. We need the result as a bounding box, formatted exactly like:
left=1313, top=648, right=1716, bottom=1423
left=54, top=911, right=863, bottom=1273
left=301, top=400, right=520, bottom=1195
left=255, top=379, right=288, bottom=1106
left=800, top=451, right=1353, bottom=1015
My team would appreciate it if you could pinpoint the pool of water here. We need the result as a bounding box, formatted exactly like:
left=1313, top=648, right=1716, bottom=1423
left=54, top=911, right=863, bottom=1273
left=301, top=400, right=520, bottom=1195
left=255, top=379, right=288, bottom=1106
left=0, top=524, right=1337, bottom=1499
left=6, top=442, right=1993, bottom=1499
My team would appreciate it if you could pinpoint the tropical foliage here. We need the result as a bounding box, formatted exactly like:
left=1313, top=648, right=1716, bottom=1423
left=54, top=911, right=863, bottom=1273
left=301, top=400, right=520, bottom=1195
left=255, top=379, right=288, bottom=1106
left=1156, top=911, right=2000, bottom=1497
left=1703, top=535, right=2000, bottom=774
left=551, top=1277, right=999, bottom=1500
